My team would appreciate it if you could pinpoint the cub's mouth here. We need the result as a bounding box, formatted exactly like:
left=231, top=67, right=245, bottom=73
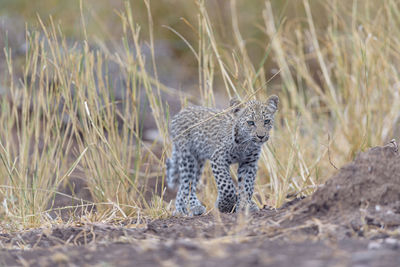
left=252, top=136, right=269, bottom=144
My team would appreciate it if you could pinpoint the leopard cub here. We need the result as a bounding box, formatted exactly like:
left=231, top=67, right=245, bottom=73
left=166, top=95, right=279, bottom=216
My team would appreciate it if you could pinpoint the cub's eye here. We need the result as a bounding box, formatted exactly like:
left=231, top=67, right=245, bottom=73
left=247, top=121, right=255, bottom=126
left=264, top=119, right=271, bottom=125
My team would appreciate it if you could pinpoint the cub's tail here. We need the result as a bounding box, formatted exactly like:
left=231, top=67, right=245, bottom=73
left=166, top=146, right=179, bottom=189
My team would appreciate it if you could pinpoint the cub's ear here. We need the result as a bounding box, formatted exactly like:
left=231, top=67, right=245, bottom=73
left=230, top=97, right=242, bottom=115
left=265, top=95, right=279, bottom=114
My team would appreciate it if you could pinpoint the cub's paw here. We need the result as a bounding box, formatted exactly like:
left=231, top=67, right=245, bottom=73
left=189, top=205, right=206, bottom=216
left=172, top=209, right=187, bottom=216
left=216, top=197, right=237, bottom=213
left=237, top=200, right=259, bottom=213
left=248, top=201, right=260, bottom=212
left=173, top=204, right=188, bottom=216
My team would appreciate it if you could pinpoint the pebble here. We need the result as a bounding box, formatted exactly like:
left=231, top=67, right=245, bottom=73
left=368, top=241, right=381, bottom=250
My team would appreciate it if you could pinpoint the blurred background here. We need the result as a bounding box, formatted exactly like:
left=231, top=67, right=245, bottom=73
left=1, top=0, right=400, bottom=228
left=0, top=0, right=336, bottom=98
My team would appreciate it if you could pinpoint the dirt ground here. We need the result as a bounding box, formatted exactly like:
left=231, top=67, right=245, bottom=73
left=1, top=143, right=400, bottom=266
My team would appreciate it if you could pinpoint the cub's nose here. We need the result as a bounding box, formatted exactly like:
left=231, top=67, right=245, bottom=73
left=256, top=134, right=265, bottom=140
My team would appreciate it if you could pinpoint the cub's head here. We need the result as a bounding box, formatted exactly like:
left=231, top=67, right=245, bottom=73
left=230, top=95, right=279, bottom=145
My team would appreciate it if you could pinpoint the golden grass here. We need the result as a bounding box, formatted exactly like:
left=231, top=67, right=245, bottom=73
left=1, top=0, right=400, bottom=230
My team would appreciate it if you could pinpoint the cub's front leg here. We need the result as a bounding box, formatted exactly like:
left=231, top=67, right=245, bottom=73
left=210, top=152, right=237, bottom=213
left=237, top=161, right=259, bottom=212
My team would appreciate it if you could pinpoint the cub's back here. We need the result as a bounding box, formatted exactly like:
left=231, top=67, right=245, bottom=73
left=170, top=105, right=233, bottom=156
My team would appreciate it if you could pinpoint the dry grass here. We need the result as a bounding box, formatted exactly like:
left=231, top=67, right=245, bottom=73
left=0, top=0, right=399, bottom=230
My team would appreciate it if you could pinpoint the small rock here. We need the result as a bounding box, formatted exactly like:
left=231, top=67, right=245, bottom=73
left=384, top=238, right=399, bottom=249
left=368, top=241, right=382, bottom=250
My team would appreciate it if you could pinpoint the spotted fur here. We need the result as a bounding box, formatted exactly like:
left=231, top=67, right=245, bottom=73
left=166, top=95, right=279, bottom=215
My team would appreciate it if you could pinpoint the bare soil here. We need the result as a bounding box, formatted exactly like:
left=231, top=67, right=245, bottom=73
left=1, top=144, right=400, bottom=266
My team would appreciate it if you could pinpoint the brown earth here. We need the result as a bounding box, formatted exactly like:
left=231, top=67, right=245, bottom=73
left=1, top=143, right=400, bottom=266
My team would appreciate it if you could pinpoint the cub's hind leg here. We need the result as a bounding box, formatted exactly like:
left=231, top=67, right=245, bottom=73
left=188, top=158, right=206, bottom=216
left=174, top=150, right=205, bottom=216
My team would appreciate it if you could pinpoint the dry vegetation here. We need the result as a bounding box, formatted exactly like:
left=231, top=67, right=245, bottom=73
left=0, top=0, right=399, bottom=233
